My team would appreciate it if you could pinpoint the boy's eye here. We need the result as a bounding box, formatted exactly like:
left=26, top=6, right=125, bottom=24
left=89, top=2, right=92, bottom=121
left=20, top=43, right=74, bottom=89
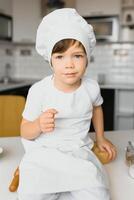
left=55, top=55, right=63, bottom=59
left=74, top=54, right=84, bottom=58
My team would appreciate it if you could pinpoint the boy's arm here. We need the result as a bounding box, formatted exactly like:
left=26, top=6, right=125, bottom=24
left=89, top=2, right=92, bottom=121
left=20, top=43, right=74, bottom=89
left=92, top=105, right=117, bottom=161
left=92, top=105, right=104, bottom=140
left=21, top=109, right=57, bottom=140
left=20, top=118, right=41, bottom=140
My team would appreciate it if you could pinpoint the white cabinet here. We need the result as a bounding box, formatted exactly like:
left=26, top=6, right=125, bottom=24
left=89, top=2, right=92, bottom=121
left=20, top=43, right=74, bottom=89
left=114, top=89, right=134, bottom=130
left=120, top=0, right=134, bottom=41
left=0, top=0, right=12, bottom=15
left=76, top=0, right=121, bottom=16
left=12, top=0, right=41, bottom=43
left=12, top=0, right=75, bottom=43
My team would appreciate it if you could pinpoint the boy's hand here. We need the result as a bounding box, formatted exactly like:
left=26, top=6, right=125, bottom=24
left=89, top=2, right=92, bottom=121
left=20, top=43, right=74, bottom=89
left=96, top=136, right=117, bottom=161
left=39, top=108, right=58, bottom=133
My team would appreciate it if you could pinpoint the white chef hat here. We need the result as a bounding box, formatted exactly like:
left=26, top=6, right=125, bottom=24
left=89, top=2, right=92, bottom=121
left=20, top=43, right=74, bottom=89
left=36, top=8, right=96, bottom=64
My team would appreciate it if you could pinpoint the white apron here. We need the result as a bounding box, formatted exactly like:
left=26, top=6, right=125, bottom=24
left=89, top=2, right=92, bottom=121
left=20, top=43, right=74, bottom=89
left=18, top=142, right=109, bottom=194
left=18, top=78, right=109, bottom=194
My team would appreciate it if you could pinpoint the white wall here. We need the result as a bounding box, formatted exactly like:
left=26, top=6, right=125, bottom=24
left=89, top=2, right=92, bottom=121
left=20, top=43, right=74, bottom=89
left=0, top=0, right=12, bottom=15
left=85, top=43, right=134, bottom=84
left=12, top=0, right=41, bottom=42
left=13, top=45, right=52, bottom=79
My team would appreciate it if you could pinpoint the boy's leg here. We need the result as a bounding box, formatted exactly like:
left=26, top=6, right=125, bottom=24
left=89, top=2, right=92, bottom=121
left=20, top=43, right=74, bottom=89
left=18, top=193, right=60, bottom=200
left=59, top=187, right=110, bottom=200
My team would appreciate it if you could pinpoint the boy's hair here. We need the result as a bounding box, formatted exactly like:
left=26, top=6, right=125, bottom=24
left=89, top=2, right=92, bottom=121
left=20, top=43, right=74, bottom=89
left=52, top=39, right=86, bottom=54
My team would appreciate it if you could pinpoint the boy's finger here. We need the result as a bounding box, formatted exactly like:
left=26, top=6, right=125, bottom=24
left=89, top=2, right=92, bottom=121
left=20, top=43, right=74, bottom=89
left=46, top=109, right=58, bottom=118
left=45, top=123, right=55, bottom=129
left=102, top=146, right=112, bottom=160
left=108, top=149, right=114, bottom=160
left=45, top=118, right=54, bottom=123
left=45, top=127, right=54, bottom=132
left=45, top=108, right=58, bottom=114
left=111, top=148, right=117, bottom=160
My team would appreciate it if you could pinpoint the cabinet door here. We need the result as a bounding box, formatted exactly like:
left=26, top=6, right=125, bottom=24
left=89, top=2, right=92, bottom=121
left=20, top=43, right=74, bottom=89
left=76, top=0, right=121, bottom=16
left=115, top=89, right=134, bottom=130
left=117, top=116, right=134, bottom=130
left=101, top=89, right=115, bottom=131
left=12, top=0, right=41, bottom=42
left=0, top=0, right=12, bottom=15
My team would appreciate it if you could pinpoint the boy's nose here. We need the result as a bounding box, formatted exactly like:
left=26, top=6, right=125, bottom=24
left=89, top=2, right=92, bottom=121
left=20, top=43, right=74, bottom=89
left=65, top=58, right=74, bottom=68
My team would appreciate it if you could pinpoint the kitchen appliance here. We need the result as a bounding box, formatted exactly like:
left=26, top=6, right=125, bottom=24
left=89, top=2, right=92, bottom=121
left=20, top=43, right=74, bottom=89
left=0, top=13, right=12, bottom=41
left=84, top=15, right=119, bottom=42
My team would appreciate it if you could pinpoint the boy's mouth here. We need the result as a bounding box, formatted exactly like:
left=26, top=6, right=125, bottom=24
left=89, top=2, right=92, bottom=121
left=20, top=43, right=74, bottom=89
left=64, top=72, right=77, bottom=77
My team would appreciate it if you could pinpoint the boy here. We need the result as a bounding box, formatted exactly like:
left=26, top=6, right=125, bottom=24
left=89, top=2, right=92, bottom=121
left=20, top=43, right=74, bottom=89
left=18, top=8, right=116, bottom=200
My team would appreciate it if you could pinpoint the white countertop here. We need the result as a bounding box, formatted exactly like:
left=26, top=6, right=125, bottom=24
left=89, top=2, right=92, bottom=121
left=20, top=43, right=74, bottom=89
left=0, top=130, right=134, bottom=200
left=0, top=137, right=24, bottom=200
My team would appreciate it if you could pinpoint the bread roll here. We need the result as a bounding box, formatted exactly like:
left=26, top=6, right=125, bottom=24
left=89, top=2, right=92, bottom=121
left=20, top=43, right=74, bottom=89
left=92, top=142, right=110, bottom=164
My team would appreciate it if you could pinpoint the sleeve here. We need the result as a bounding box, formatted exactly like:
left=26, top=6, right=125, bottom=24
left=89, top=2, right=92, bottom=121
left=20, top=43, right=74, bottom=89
left=92, top=81, right=103, bottom=106
left=22, top=83, right=43, bottom=121
left=85, top=78, right=103, bottom=106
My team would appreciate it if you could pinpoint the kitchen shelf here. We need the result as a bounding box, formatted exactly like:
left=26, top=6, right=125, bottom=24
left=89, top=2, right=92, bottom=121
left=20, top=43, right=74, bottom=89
left=116, top=112, right=134, bottom=117
left=121, top=23, right=134, bottom=28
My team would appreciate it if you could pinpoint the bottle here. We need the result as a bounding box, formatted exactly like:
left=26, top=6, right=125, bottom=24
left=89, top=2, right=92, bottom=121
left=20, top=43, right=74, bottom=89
left=126, top=141, right=134, bottom=178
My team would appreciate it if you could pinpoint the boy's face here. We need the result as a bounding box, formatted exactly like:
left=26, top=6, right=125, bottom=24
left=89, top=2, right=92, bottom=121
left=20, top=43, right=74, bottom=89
left=51, top=42, right=88, bottom=90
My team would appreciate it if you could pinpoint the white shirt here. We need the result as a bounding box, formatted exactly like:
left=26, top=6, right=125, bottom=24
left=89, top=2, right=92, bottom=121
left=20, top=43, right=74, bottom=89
left=22, top=75, right=103, bottom=152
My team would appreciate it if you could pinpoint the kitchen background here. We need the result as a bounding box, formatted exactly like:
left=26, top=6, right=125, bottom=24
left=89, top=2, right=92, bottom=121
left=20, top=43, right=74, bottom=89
left=0, top=0, right=134, bottom=131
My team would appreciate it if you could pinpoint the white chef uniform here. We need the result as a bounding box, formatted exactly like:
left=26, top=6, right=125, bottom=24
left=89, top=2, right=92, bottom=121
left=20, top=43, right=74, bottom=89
left=18, top=75, right=109, bottom=199
left=18, top=7, right=110, bottom=200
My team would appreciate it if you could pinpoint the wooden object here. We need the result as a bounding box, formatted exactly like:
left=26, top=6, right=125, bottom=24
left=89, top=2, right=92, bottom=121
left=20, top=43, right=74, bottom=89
left=9, top=168, right=19, bottom=192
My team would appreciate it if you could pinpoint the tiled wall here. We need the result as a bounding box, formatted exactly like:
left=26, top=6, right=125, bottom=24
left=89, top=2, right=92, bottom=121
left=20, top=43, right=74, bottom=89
left=13, top=45, right=52, bottom=79
left=0, top=43, right=52, bottom=80
left=0, top=43, right=15, bottom=78
left=86, top=43, right=134, bottom=84
left=0, top=42, right=134, bottom=84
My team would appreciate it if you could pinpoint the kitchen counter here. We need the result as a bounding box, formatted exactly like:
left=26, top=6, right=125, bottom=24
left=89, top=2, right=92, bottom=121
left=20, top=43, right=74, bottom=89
left=0, top=130, right=134, bottom=200
left=0, top=76, right=134, bottom=92
left=100, top=83, right=134, bottom=90
left=0, top=78, right=38, bottom=92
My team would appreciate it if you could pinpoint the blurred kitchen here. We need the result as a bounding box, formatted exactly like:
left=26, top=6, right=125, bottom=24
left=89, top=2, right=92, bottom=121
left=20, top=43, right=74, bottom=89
left=0, top=0, right=134, bottom=132
left=1, top=2, right=134, bottom=200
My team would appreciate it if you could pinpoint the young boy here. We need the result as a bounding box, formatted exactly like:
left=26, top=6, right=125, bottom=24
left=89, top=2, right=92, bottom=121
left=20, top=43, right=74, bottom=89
left=18, top=8, right=116, bottom=200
